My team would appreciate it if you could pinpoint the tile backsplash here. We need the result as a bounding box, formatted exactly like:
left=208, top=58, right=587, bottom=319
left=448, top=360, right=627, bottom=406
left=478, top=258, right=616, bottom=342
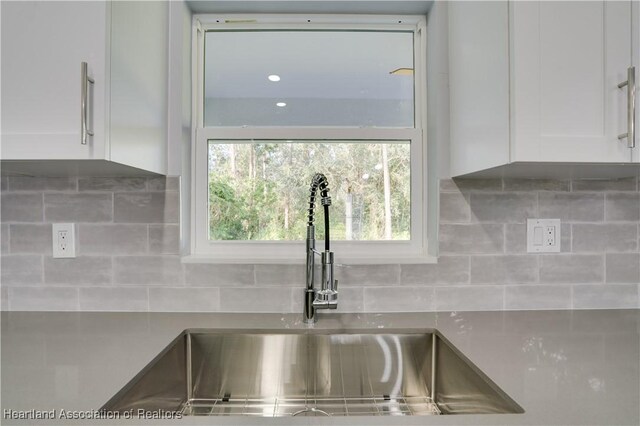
left=1, top=176, right=639, bottom=312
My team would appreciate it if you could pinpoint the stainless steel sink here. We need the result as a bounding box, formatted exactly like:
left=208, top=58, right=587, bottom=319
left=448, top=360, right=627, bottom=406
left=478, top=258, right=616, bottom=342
left=102, top=329, right=523, bottom=417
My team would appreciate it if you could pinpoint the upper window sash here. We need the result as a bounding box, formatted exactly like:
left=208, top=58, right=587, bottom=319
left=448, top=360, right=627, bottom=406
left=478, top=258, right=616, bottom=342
left=193, top=14, right=427, bottom=130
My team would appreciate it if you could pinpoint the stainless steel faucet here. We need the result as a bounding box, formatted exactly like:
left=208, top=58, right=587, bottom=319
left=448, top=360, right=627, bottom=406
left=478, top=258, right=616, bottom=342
left=304, top=173, right=338, bottom=324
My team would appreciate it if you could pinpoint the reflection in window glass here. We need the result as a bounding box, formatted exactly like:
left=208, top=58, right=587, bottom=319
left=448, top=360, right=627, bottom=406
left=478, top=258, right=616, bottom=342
left=208, top=141, right=410, bottom=241
left=204, top=31, right=414, bottom=127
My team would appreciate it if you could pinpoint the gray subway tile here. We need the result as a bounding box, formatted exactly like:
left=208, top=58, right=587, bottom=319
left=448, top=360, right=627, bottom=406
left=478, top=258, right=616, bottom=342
left=605, top=253, right=640, bottom=284
left=572, top=178, right=637, bottom=192
left=504, top=224, right=527, bottom=253
left=291, top=288, right=303, bottom=312
left=149, top=287, right=220, bottom=312
left=220, top=287, right=291, bottom=312
left=539, top=254, right=604, bottom=283
left=503, top=179, right=569, bottom=192
left=8, top=176, right=76, bottom=191
left=9, top=224, right=52, bottom=254
left=113, top=256, right=183, bottom=285
left=78, top=177, right=146, bottom=192
left=114, top=192, right=179, bottom=223
left=255, top=264, right=304, bottom=286
left=184, top=263, right=254, bottom=286
left=1, top=255, right=42, bottom=284
left=44, top=193, right=112, bottom=222
left=440, top=179, right=502, bottom=192
left=572, top=284, right=638, bottom=309
left=439, top=192, right=470, bottom=223
left=470, top=255, right=538, bottom=284
left=1, top=224, right=9, bottom=254
left=147, top=176, right=180, bottom=191
left=335, top=264, right=399, bottom=286
left=505, top=285, right=571, bottom=310
left=505, top=223, right=571, bottom=253
left=434, top=286, right=504, bottom=311
left=605, top=193, right=640, bottom=222
left=148, top=225, right=180, bottom=255
left=572, top=224, right=638, bottom=253
left=1, top=177, right=6, bottom=191
left=1, top=193, right=43, bottom=222
left=400, top=256, right=469, bottom=285
left=79, top=287, right=148, bottom=311
left=364, top=286, right=435, bottom=312
left=439, top=224, right=504, bottom=254
left=1, top=286, right=7, bottom=310
left=44, top=256, right=112, bottom=285
left=538, top=192, right=604, bottom=222
left=470, top=193, right=537, bottom=223
left=78, top=224, right=147, bottom=255
left=335, top=286, right=364, bottom=312
left=8, top=287, right=78, bottom=311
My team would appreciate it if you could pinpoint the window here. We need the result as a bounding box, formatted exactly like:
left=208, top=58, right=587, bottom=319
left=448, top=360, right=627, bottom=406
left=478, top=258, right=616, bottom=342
left=191, top=15, right=428, bottom=263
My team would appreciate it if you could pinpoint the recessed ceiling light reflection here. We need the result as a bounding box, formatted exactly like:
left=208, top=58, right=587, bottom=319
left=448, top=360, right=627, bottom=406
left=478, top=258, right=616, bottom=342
left=268, top=75, right=281, bottom=82
left=276, top=102, right=287, bottom=107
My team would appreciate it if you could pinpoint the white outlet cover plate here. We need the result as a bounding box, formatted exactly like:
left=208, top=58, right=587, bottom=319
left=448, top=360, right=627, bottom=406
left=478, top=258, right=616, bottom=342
left=527, top=219, right=561, bottom=253
left=52, top=223, right=76, bottom=258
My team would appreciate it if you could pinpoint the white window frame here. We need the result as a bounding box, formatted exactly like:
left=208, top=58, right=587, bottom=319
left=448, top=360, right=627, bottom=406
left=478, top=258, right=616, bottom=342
left=189, top=14, right=431, bottom=264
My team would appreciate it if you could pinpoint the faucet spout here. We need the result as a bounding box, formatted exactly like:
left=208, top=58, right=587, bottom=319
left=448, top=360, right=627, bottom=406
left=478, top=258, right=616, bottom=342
left=304, top=173, right=338, bottom=324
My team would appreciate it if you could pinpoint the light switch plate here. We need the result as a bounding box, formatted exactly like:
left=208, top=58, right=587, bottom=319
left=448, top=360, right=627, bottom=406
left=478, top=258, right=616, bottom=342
left=527, top=219, right=561, bottom=253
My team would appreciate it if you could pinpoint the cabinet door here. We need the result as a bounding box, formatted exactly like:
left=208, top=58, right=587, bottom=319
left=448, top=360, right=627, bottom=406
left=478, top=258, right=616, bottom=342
left=511, top=1, right=632, bottom=163
left=1, top=1, right=107, bottom=160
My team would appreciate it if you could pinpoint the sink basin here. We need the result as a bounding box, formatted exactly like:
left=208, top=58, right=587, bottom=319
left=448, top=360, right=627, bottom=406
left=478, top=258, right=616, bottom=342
left=102, top=329, right=523, bottom=417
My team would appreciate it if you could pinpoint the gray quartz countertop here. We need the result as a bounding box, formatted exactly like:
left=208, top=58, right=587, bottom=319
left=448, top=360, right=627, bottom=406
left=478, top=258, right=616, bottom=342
left=2, top=310, right=639, bottom=425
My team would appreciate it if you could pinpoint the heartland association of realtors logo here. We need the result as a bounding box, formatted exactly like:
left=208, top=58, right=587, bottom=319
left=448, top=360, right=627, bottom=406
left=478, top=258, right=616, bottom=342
left=3, top=408, right=183, bottom=420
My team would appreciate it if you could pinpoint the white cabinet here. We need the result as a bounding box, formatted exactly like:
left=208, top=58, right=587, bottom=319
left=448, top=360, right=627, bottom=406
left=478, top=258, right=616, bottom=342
left=1, top=1, right=108, bottom=160
left=511, top=1, right=632, bottom=163
left=1, top=1, right=168, bottom=175
left=450, top=1, right=639, bottom=177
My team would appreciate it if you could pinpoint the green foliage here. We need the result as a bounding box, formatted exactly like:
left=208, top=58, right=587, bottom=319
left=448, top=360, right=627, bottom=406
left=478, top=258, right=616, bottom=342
left=208, top=142, right=411, bottom=241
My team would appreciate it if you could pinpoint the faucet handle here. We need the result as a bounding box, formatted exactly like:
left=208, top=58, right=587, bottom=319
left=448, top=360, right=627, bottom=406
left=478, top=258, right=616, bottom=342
left=334, top=279, right=338, bottom=291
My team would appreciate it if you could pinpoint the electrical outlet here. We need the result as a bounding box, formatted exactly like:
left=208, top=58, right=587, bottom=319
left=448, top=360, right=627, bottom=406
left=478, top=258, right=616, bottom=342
left=52, top=223, right=76, bottom=258
left=527, top=219, right=561, bottom=253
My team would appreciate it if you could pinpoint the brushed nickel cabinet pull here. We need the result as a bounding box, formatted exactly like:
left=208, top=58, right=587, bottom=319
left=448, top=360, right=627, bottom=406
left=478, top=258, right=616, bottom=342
left=81, top=62, right=95, bottom=145
left=618, top=66, right=636, bottom=149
